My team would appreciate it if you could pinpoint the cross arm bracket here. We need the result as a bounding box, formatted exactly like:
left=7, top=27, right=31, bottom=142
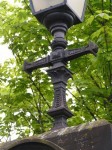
left=23, top=56, right=51, bottom=74
left=23, top=42, right=98, bottom=74
left=64, top=42, right=98, bottom=62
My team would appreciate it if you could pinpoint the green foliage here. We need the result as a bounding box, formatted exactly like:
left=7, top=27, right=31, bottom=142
left=0, top=0, right=112, bottom=141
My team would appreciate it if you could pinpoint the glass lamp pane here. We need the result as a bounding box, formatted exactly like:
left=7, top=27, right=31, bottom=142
left=32, top=0, right=64, bottom=12
left=67, top=0, right=86, bottom=20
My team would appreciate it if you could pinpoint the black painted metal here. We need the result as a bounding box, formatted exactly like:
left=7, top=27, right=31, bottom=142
left=23, top=12, right=98, bottom=130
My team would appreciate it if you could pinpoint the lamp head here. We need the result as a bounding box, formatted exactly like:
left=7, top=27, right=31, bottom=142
left=30, top=0, right=87, bottom=28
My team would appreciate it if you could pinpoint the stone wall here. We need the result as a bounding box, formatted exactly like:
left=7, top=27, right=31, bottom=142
left=39, top=120, right=112, bottom=150
left=0, top=120, right=111, bottom=150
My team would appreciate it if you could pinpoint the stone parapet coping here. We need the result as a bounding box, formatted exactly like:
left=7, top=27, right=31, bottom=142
left=38, top=119, right=110, bottom=139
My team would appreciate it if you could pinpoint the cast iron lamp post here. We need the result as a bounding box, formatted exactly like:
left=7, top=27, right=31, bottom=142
left=24, top=0, right=98, bottom=130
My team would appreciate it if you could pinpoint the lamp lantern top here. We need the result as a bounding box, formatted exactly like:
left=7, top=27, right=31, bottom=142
left=30, top=0, right=87, bottom=26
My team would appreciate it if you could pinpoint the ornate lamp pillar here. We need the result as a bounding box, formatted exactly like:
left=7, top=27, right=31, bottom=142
left=23, top=0, right=98, bottom=130
left=44, top=14, right=74, bottom=129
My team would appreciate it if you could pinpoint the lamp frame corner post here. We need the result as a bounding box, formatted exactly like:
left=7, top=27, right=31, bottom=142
left=24, top=0, right=98, bottom=130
